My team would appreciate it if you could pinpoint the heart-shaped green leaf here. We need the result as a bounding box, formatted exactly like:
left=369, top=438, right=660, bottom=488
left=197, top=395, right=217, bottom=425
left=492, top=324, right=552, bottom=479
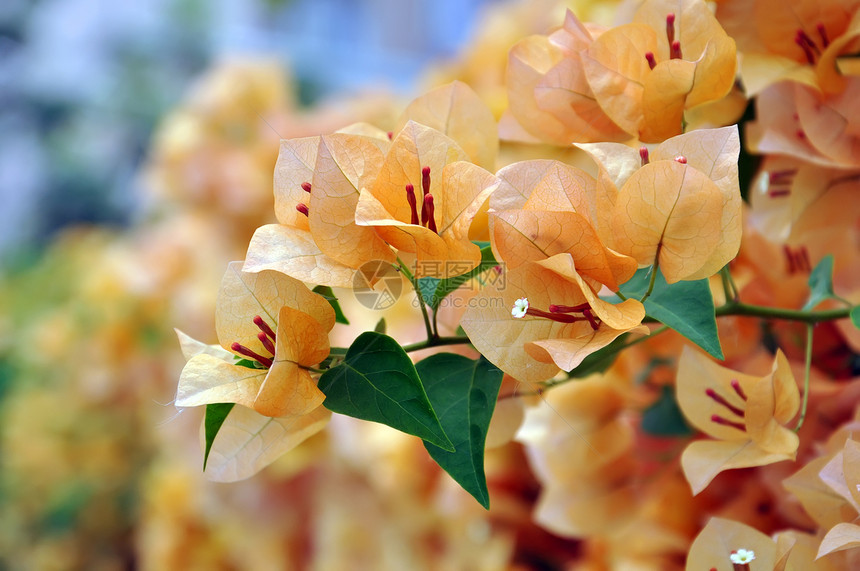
left=318, top=331, right=453, bottom=450
left=416, top=353, right=503, bottom=509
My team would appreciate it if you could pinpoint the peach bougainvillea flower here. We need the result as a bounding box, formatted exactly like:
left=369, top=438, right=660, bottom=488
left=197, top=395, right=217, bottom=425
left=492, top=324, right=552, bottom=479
left=676, top=345, right=801, bottom=495
left=176, top=262, right=335, bottom=418
left=354, top=120, right=500, bottom=278
left=461, top=253, right=646, bottom=383
left=579, top=126, right=742, bottom=283
left=506, top=10, right=628, bottom=145
left=686, top=516, right=795, bottom=570
left=581, top=0, right=737, bottom=142
left=489, top=159, right=638, bottom=290
left=717, top=0, right=860, bottom=95
left=243, top=126, right=392, bottom=287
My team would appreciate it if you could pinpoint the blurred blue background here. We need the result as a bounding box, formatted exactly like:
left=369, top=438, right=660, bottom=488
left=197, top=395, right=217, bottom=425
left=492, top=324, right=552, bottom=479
left=0, top=0, right=495, bottom=265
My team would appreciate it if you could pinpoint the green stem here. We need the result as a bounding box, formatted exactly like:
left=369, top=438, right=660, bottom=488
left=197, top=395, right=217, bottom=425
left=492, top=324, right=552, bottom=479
left=719, top=266, right=738, bottom=303
left=397, top=256, right=435, bottom=341
left=402, top=335, right=471, bottom=353
left=794, top=323, right=814, bottom=432
left=640, top=258, right=660, bottom=303
left=716, top=302, right=851, bottom=324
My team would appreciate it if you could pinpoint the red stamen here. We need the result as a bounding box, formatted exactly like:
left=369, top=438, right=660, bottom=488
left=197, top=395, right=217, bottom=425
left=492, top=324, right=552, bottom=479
left=730, top=379, right=748, bottom=401
left=795, top=31, right=817, bottom=64
left=799, top=247, right=811, bottom=273
left=582, top=308, right=600, bottom=330
left=706, top=388, right=745, bottom=417
left=670, top=40, right=682, bottom=59
left=675, top=155, right=687, bottom=164
left=296, top=203, right=309, bottom=216
left=817, top=23, right=829, bottom=47
left=387, top=131, right=393, bottom=140
left=421, top=166, right=431, bottom=197
left=768, top=169, right=796, bottom=185
left=549, top=303, right=592, bottom=313
left=231, top=342, right=273, bottom=368
left=666, top=13, right=676, bottom=46
left=784, top=245, right=797, bottom=274
left=645, top=51, right=657, bottom=69
left=711, top=414, right=745, bottom=431
left=253, top=315, right=276, bottom=341
left=258, top=332, right=276, bottom=355
left=405, top=184, right=419, bottom=225
left=768, top=189, right=790, bottom=197
left=526, top=307, right=584, bottom=323
left=424, top=194, right=437, bottom=233
left=639, top=146, right=650, bottom=166
left=796, top=129, right=807, bottom=140
left=301, top=182, right=312, bottom=193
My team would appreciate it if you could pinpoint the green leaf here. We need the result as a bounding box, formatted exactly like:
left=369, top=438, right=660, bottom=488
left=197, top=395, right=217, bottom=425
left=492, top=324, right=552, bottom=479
left=204, top=403, right=235, bottom=470
left=851, top=306, right=860, bottom=330
left=234, top=358, right=265, bottom=369
left=802, top=255, right=835, bottom=311
left=318, top=332, right=453, bottom=451
left=313, top=285, right=349, bottom=324
left=429, top=244, right=499, bottom=310
left=641, top=385, right=693, bottom=436
left=567, top=333, right=629, bottom=378
left=618, top=267, right=723, bottom=360
left=416, top=354, right=503, bottom=509
left=373, top=317, right=387, bottom=334
left=417, top=276, right=441, bottom=306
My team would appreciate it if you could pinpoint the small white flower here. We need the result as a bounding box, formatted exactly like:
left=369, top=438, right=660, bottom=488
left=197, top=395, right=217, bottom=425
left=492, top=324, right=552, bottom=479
left=511, top=297, right=529, bottom=318
left=730, top=549, right=756, bottom=564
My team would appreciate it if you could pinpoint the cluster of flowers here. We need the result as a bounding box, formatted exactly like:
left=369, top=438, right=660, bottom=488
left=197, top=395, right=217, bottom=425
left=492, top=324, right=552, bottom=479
left=174, top=0, right=860, bottom=568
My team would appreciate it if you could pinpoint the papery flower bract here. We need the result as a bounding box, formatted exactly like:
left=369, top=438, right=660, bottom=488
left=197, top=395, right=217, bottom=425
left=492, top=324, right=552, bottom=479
left=355, top=120, right=500, bottom=278
left=461, top=253, right=646, bottom=383
left=578, top=126, right=742, bottom=283
left=685, top=517, right=794, bottom=570
left=676, top=345, right=801, bottom=495
left=506, top=10, right=629, bottom=145
left=243, top=126, right=393, bottom=287
left=176, top=262, right=335, bottom=418
left=581, top=0, right=737, bottom=142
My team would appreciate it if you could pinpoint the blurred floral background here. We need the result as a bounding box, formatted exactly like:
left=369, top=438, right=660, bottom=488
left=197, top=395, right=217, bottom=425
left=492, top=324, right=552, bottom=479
left=0, top=0, right=527, bottom=568
left=6, top=0, right=859, bottom=569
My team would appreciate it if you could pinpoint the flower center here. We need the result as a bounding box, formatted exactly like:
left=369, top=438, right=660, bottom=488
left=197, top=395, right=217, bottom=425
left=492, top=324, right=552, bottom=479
left=767, top=169, right=796, bottom=197
left=795, top=23, right=829, bottom=64
left=730, top=548, right=756, bottom=570
left=511, top=298, right=601, bottom=329
left=645, top=13, right=682, bottom=69
left=405, top=166, right=439, bottom=234
left=706, top=378, right=747, bottom=431
left=783, top=245, right=811, bottom=275
left=230, top=315, right=277, bottom=368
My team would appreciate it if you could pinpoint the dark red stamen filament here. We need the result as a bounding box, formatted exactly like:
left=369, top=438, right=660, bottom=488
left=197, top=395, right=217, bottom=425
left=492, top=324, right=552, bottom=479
left=705, top=388, right=745, bottom=417
left=711, top=414, right=745, bottom=431
left=405, top=184, right=419, bottom=225
left=301, top=182, right=312, bottom=193
left=253, top=315, right=276, bottom=341
left=422, top=166, right=431, bottom=197
left=549, top=303, right=592, bottom=313
left=768, top=169, right=796, bottom=197
left=731, top=379, right=748, bottom=401
left=795, top=30, right=818, bottom=64
left=424, top=194, right=437, bottom=233
left=231, top=342, right=273, bottom=368
left=296, top=203, right=309, bottom=216
left=258, top=332, right=276, bottom=355
left=817, top=23, right=829, bottom=47
left=525, top=307, right=585, bottom=323
left=639, top=146, right=650, bottom=166
left=666, top=13, right=676, bottom=46
left=670, top=40, right=682, bottom=59
left=675, top=155, right=687, bottom=164
left=542, top=303, right=600, bottom=330
left=784, top=245, right=811, bottom=274
left=386, top=131, right=393, bottom=140
left=645, top=51, right=657, bottom=69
